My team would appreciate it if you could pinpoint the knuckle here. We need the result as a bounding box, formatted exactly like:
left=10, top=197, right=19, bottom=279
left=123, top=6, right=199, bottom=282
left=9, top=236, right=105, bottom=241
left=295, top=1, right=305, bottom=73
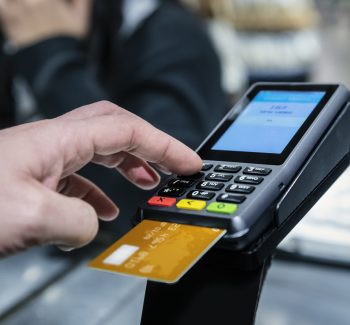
left=96, top=100, right=120, bottom=113
left=76, top=202, right=99, bottom=247
left=20, top=190, right=49, bottom=245
left=156, top=137, right=172, bottom=165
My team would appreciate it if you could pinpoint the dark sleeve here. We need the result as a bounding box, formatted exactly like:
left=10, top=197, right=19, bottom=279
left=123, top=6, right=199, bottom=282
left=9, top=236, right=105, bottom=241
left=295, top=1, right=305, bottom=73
left=12, top=37, right=109, bottom=118
left=0, top=35, right=15, bottom=129
left=114, top=3, right=228, bottom=149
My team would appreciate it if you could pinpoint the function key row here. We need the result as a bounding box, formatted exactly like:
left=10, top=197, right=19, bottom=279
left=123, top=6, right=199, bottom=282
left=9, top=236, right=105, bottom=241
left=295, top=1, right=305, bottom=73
left=148, top=196, right=241, bottom=215
left=148, top=197, right=238, bottom=215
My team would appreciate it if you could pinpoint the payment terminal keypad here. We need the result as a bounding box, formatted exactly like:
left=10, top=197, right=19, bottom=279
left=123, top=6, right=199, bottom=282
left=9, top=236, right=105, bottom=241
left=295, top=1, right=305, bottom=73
left=147, top=162, right=273, bottom=217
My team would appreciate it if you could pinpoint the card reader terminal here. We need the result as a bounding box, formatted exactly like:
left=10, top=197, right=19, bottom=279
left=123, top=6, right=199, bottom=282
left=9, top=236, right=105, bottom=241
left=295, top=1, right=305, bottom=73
left=137, top=83, right=350, bottom=250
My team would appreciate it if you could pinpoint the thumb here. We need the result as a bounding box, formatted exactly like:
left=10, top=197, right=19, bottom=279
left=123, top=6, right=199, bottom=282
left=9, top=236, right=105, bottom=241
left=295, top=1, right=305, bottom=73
left=40, top=188, right=99, bottom=249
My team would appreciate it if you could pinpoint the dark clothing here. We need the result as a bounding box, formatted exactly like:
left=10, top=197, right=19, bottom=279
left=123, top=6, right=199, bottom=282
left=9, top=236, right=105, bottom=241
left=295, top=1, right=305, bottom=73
left=0, top=33, right=15, bottom=129
left=1, top=1, right=227, bottom=235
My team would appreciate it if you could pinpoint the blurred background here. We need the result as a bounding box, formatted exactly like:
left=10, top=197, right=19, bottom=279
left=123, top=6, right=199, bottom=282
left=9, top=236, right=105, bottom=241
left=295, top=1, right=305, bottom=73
left=0, top=0, right=350, bottom=324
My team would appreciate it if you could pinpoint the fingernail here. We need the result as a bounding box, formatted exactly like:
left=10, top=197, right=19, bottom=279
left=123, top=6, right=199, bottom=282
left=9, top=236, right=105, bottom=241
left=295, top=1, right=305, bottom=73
left=156, top=164, right=172, bottom=175
left=100, top=207, right=120, bottom=221
left=57, top=245, right=75, bottom=252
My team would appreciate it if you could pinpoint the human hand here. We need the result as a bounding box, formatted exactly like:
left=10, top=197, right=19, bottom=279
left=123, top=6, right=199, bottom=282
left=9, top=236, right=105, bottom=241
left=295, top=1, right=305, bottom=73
left=0, top=0, right=92, bottom=48
left=0, top=101, right=202, bottom=256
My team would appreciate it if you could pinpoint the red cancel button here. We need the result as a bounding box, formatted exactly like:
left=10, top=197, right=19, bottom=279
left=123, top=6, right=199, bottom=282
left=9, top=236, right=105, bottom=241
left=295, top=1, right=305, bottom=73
left=147, top=196, right=176, bottom=207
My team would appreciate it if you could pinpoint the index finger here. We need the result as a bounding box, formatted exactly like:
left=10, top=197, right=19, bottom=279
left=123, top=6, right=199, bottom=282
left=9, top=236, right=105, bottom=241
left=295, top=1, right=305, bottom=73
left=61, top=101, right=203, bottom=176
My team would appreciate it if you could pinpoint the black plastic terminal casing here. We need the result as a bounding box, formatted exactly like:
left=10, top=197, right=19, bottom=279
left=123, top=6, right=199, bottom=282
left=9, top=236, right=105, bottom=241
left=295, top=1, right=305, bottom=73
left=135, top=103, right=350, bottom=270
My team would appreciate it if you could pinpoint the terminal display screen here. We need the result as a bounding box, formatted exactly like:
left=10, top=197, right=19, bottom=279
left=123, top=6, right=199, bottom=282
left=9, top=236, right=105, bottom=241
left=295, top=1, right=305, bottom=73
left=211, top=91, right=326, bottom=154
left=198, top=84, right=337, bottom=164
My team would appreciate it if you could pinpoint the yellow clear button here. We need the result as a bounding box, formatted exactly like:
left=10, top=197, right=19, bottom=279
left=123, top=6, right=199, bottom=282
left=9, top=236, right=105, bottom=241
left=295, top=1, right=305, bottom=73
left=176, top=199, right=206, bottom=211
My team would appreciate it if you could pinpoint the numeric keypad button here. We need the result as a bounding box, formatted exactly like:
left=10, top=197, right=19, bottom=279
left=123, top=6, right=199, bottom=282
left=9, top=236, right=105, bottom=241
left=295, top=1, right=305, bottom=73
left=214, top=165, right=242, bottom=173
left=168, top=179, right=194, bottom=188
left=201, top=163, right=213, bottom=171
left=178, top=172, right=204, bottom=180
left=158, top=187, right=185, bottom=197
left=226, top=184, right=255, bottom=194
left=217, top=193, right=246, bottom=204
left=187, top=190, right=215, bottom=200
left=243, top=167, right=272, bottom=176
left=205, top=173, right=233, bottom=182
left=234, top=175, right=264, bottom=185
left=197, top=181, right=224, bottom=191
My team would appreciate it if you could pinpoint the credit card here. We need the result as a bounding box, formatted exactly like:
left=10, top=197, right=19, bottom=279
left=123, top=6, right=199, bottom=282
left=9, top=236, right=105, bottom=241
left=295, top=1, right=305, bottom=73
left=89, top=220, right=226, bottom=283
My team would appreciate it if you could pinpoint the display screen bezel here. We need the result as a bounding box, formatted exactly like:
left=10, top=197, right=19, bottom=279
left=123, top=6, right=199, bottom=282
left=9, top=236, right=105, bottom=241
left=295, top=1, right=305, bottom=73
left=198, top=84, right=338, bottom=165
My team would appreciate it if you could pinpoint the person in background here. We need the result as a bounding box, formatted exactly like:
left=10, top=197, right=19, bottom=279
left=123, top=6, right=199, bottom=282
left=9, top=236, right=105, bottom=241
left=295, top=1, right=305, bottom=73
left=0, top=0, right=226, bottom=237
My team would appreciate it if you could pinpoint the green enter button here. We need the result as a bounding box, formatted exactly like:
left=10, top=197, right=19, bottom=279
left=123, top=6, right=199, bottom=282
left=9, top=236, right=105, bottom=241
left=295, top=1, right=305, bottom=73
left=207, top=202, right=237, bottom=215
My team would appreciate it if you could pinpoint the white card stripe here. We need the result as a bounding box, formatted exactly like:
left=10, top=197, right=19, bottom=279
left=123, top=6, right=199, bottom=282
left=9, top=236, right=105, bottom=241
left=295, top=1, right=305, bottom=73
left=103, top=244, right=140, bottom=266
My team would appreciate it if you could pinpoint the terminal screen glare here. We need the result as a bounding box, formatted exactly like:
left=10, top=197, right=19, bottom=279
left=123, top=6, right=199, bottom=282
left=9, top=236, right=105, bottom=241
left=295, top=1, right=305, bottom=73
left=212, top=91, right=326, bottom=154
